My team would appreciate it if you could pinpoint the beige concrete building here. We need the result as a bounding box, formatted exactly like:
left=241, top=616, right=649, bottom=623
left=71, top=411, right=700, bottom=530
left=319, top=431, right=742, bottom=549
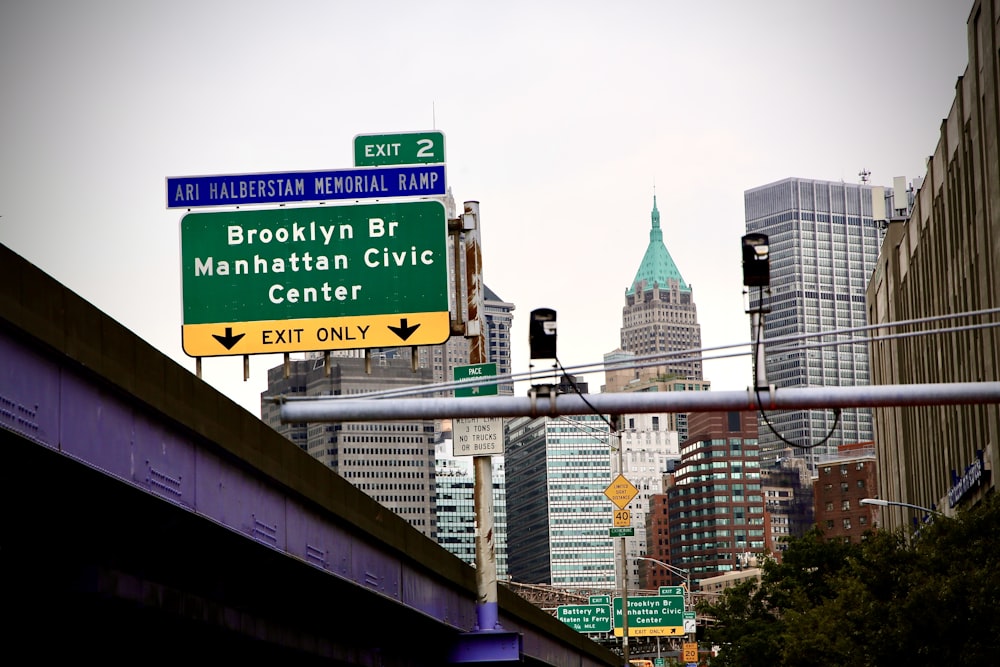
left=866, top=0, right=998, bottom=531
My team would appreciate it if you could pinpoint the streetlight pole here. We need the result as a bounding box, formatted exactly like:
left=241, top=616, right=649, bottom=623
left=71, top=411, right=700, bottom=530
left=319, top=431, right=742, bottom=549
left=860, top=497, right=944, bottom=535
left=859, top=497, right=944, bottom=516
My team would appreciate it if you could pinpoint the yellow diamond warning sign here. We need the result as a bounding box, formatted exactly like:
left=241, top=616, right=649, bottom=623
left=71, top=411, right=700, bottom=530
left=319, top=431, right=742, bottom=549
left=604, top=474, right=639, bottom=510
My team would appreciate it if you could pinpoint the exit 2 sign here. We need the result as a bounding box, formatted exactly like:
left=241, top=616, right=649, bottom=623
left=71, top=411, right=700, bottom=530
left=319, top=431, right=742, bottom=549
left=354, top=131, right=445, bottom=166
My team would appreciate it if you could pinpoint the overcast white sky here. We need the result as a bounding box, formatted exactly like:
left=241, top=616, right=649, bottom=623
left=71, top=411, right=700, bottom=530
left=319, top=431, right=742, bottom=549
left=1, top=1, right=974, bottom=417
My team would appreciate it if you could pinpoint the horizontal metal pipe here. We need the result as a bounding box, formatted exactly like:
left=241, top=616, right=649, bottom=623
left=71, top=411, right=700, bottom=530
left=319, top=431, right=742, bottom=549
left=279, top=382, right=1000, bottom=423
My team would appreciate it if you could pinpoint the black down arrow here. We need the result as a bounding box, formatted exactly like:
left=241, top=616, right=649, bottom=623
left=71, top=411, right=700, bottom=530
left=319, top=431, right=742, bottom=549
left=212, top=327, right=246, bottom=350
left=388, top=318, right=420, bottom=341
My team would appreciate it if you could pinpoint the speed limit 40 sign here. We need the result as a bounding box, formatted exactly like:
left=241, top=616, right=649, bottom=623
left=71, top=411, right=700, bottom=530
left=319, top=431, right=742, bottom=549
left=614, top=509, right=631, bottom=527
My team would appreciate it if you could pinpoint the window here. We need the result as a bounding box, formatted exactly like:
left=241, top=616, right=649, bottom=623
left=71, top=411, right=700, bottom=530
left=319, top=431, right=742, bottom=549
left=856, top=479, right=865, bottom=489
left=843, top=518, right=852, bottom=530
left=841, top=500, right=851, bottom=511
left=825, top=502, right=834, bottom=511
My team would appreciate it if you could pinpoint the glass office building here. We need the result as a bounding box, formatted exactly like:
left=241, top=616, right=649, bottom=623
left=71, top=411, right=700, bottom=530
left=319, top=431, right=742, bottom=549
left=504, top=412, right=615, bottom=587
left=744, top=178, right=886, bottom=466
left=435, top=436, right=508, bottom=579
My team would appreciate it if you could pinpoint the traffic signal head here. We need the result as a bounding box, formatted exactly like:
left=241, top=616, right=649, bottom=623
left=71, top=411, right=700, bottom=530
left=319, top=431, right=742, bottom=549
left=529, top=308, right=557, bottom=360
left=741, top=233, right=770, bottom=287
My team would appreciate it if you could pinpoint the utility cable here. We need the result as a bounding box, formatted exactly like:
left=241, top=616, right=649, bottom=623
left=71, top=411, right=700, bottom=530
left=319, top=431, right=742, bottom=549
left=752, top=285, right=841, bottom=450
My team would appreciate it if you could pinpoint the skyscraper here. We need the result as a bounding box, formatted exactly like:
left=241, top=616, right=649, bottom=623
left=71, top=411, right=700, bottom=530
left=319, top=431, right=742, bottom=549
left=620, top=195, right=703, bottom=381
left=505, top=393, right=615, bottom=587
left=668, top=411, right=763, bottom=584
left=260, top=356, right=438, bottom=538
left=607, top=196, right=709, bottom=444
left=435, top=435, right=508, bottom=578
left=744, top=177, right=886, bottom=466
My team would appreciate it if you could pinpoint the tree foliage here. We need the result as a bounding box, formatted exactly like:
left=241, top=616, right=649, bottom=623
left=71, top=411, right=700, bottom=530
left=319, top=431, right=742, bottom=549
left=698, top=492, right=1000, bottom=667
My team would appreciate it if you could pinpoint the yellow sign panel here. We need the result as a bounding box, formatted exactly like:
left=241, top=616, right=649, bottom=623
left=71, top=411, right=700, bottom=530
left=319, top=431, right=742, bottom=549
left=683, top=642, right=698, bottom=662
left=613, top=626, right=685, bottom=637
left=604, top=474, right=639, bottom=509
left=614, top=509, right=631, bottom=527
left=182, top=311, right=450, bottom=357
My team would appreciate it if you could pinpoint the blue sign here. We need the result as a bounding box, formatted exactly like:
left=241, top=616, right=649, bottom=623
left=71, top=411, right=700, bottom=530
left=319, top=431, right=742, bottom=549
left=166, top=164, right=446, bottom=209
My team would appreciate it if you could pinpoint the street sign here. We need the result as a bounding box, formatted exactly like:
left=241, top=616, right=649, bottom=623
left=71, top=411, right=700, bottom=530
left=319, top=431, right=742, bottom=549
left=354, top=131, right=446, bottom=167
left=682, top=642, right=698, bottom=662
left=556, top=604, right=612, bottom=633
left=453, top=363, right=498, bottom=397
left=180, top=200, right=450, bottom=357
left=604, top=474, right=639, bottom=509
left=683, top=611, right=697, bottom=634
left=453, top=417, right=504, bottom=456
left=166, top=164, right=446, bottom=209
left=659, top=586, right=685, bottom=597
left=614, top=509, right=631, bottom=527
left=613, top=594, right=685, bottom=637
left=609, top=527, right=634, bottom=538
left=589, top=595, right=611, bottom=605
left=453, top=363, right=504, bottom=456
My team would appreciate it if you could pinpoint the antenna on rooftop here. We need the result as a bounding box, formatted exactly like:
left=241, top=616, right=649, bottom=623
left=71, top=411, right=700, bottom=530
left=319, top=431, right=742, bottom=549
left=859, top=168, right=871, bottom=184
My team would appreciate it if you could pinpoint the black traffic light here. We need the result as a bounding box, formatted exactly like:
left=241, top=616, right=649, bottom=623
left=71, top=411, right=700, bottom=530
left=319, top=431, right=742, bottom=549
left=741, top=233, right=770, bottom=287
left=529, top=308, right=557, bottom=360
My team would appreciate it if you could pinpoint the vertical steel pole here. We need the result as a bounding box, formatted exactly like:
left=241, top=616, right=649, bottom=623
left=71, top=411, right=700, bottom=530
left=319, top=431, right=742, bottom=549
left=613, top=416, right=629, bottom=664
left=465, top=201, right=500, bottom=631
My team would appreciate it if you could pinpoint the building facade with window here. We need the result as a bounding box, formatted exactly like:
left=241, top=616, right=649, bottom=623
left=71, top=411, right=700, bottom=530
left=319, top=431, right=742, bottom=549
left=504, top=406, right=615, bottom=588
left=760, top=456, right=814, bottom=554
left=260, top=356, right=438, bottom=538
left=745, top=177, right=887, bottom=468
left=435, top=436, right=508, bottom=578
left=812, top=445, right=878, bottom=542
left=866, top=0, right=998, bottom=530
left=667, top=411, right=763, bottom=585
left=619, top=195, right=703, bottom=383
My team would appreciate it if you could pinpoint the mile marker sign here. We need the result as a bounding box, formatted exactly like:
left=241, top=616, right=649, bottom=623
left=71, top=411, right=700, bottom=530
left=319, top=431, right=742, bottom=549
left=180, top=199, right=450, bottom=357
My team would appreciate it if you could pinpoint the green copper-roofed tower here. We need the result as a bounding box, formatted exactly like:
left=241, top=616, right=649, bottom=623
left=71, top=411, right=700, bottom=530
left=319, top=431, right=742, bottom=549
left=620, top=195, right=703, bottom=381
left=627, top=194, right=689, bottom=293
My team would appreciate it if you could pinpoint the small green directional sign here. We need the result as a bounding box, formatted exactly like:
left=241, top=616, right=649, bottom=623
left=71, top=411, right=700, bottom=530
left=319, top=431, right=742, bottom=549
left=556, top=604, right=612, bottom=633
left=453, top=363, right=498, bottom=397
left=354, top=131, right=445, bottom=166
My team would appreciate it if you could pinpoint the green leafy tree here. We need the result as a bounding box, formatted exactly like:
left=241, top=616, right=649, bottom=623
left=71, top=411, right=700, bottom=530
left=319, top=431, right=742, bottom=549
left=699, top=492, right=1000, bottom=667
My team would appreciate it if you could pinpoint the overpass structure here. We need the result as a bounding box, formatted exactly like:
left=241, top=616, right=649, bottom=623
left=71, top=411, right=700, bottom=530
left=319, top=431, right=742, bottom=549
left=0, top=243, right=618, bottom=667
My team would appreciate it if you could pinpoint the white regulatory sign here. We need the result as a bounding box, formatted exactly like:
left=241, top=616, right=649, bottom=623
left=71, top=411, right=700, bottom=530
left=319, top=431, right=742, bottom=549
left=453, top=417, right=504, bottom=456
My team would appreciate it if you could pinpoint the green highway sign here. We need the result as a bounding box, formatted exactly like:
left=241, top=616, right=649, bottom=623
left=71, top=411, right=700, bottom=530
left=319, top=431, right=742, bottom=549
left=354, top=131, right=446, bottom=167
left=453, top=363, right=498, bottom=397
left=609, top=527, right=634, bottom=537
left=589, top=595, right=611, bottom=605
left=180, top=200, right=450, bottom=357
left=556, top=604, right=612, bottom=633
left=659, top=586, right=685, bottom=596
left=613, top=594, right=685, bottom=637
